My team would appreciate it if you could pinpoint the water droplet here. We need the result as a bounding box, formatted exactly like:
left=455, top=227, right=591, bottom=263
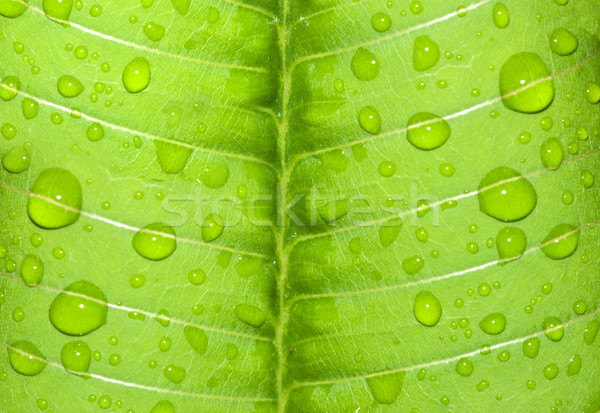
left=403, top=255, right=424, bottom=275
left=122, top=57, right=151, bottom=93
left=201, top=214, right=224, bottom=242
left=0, top=75, right=20, bottom=101
left=585, top=82, right=600, bottom=104
left=580, top=170, right=594, bottom=188
left=150, top=400, right=176, bottom=413
left=351, top=48, right=381, bottom=81
left=57, top=75, right=84, bottom=98
left=163, top=364, right=186, bottom=384
left=371, top=12, right=392, bottom=32
left=549, top=28, right=578, bottom=56
left=143, top=21, right=165, bottom=42
left=132, top=222, right=177, bottom=261
left=21, top=97, right=39, bottom=119
left=234, top=303, right=267, bottom=328
left=496, top=226, right=526, bottom=263
left=61, top=340, right=91, bottom=377
left=0, top=0, right=28, bottom=17
left=49, top=280, right=108, bottom=335
left=540, top=138, right=563, bottom=170
left=199, top=158, right=229, bottom=188
left=2, top=123, right=17, bottom=139
left=413, top=35, right=440, bottom=72
left=409, top=1, right=422, bottom=14
left=573, top=300, right=587, bottom=315
left=478, top=166, right=537, bottom=222
left=492, top=2, right=509, bottom=28
left=20, top=254, right=44, bottom=286
left=413, top=291, right=442, bottom=327
left=187, top=269, right=206, bottom=285
left=2, top=146, right=31, bottom=174
left=543, top=363, right=559, bottom=380
left=455, top=357, right=474, bottom=376
left=406, top=112, right=451, bottom=150
left=439, top=163, right=455, bottom=177
left=378, top=161, right=396, bottom=177
left=499, top=52, right=554, bottom=113
left=541, top=223, right=579, bottom=260
left=183, top=325, right=208, bottom=355
left=366, top=371, right=406, bottom=404
left=86, top=122, right=105, bottom=141
left=479, top=313, right=506, bottom=335
left=358, top=106, right=381, bottom=134
left=566, top=354, right=581, bottom=376
left=542, top=316, right=564, bottom=341
left=7, top=340, right=47, bottom=376
left=154, top=141, right=192, bottom=174
left=28, top=168, right=82, bottom=229
left=583, top=320, right=599, bottom=345
left=497, top=350, right=510, bottom=362
left=89, top=4, right=101, bottom=16
left=378, top=218, right=402, bottom=247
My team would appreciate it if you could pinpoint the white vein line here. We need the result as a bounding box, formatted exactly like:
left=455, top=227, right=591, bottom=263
left=0, top=342, right=274, bottom=402
left=292, top=48, right=600, bottom=164
left=289, top=148, right=600, bottom=248
left=289, top=307, right=600, bottom=389
left=15, top=0, right=269, bottom=72
left=0, top=181, right=270, bottom=260
left=289, top=221, right=599, bottom=305
left=0, top=272, right=272, bottom=342
left=0, top=86, right=274, bottom=169
left=290, top=0, right=492, bottom=68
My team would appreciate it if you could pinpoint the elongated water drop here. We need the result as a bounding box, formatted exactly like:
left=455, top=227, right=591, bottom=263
left=566, top=354, right=581, bottom=376
left=122, top=57, right=151, bottom=93
left=366, top=371, right=406, bottom=404
left=21, top=254, right=44, bottom=286
left=496, top=226, right=526, bottom=263
left=492, top=3, right=509, bottom=28
left=132, top=222, right=177, bottom=261
left=234, top=304, right=267, bottom=328
left=478, top=167, right=537, bottom=222
left=358, top=106, right=381, bottom=134
left=199, top=158, right=229, bottom=188
left=479, top=313, right=506, bottom=335
left=542, top=316, right=564, bottom=341
left=499, top=52, right=554, bottom=113
left=413, top=291, right=442, bottom=327
left=49, top=280, right=108, bottom=336
left=7, top=341, right=47, bottom=376
left=523, top=337, right=540, bottom=358
left=413, top=35, right=440, bottom=72
left=61, top=340, right=91, bottom=378
left=201, top=214, right=224, bottom=242
left=28, top=168, right=82, bottom=229
left=541, top=223, right=578, bottom=260
left=379, top=218, right=402, bottom=247
left=540, top=138, right=563, bottom=170
left=183, top=325, right=208, bottom=355
left=406, top=112, right=451, bottom=150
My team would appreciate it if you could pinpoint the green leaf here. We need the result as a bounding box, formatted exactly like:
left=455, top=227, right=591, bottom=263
left=1, top=0, right=599, bottom=412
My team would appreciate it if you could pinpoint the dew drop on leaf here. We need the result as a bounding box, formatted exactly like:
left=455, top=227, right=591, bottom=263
left=21, top=97, right=39, bottom=119
left=402, top=255, right=424, bottom=275
left=0, top=0, right=29, bottom=17
left=163, top=364, right=186, bottom=384
left=42, top=0, right=73, bottom=22
left=548, top=28, right=578, bottom=56
left=2, top=146, right=31, bottom=173
left=86, top=122, right=105, bottom=141
left=455, top=357, right=474, bottom=376
left=499, top=52, right=554, bottom=113
left=540, top=138, right=563, bottom=170
left=495, top=226, right=527, bottom=264
left=541, top=223, right=579, bottom=260
left=585, top=82, right=600, bottom=103
left=406, top=112, right=451, bottom=150
left=542, top=316, right=564, bottom=341
left=358, top=106, right=381, bottom=134
left=378, top=217, right=402, bottom=247
left=49, top=280, right=108, bottom=335
left=7, top=340, right=47, bottom=376
left=371, top=12, right=392, bottom=32
left=57, top=75, right=84, bottom=98
left=566, top=354, right=582, bottom=376
left=413, top=291, right=442, bottom=327
left=0, top=75, right=20, bottom=101
left=122, top=57, right=151, bottom=93
left=199, top=158, right=230, bottom=188
left=60, top=340, right=91, bottom=377
left=583, top=320, right=599, bottom=345
left=201, top=214, right=224, bottom=242
left=366, top=371, right=406, bottom=404
left=28, top=168, right=82, bottom=229
left=150, top=400, right=176, bottom=413
left=183, top=325, right=208, bottom=355
left=234, top=303, right=267, bottom=328
left=143, top=21, right=165, bottom=42
left=154, top=140, right=192, bottom=174
left=132, top=222, right=177, bottom=261
left=350, top=48, right=380, bottom=81
left=413, top=35, right=440, bottom=72
left=187, top=269, right=206, bottom=285
left=20, top=254, right=44, bottom=286
left=478, top=312, right=506, bottom=335
left=478, top=166, right=537, bottom=222
left=492, top=2, right=510, bottom=28
left=543, top=363, right=559, bottom=380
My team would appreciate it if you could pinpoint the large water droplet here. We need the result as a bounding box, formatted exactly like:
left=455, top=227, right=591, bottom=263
left=132, top=222, right=177, bottom=261
left=42, top=0, right=72, bottom=22
left=21, top=254, right=44, bottom=286
left=183, top=325, right=208, bottom=355
left=28, top=168, right=82, bottom=229
left=351, top=48, right=381, bottom=81
left=2, top=146, right=31, bottom=173
left=413, top=291, right=442, bottom=327
left=154, top=141, right=192, bottom=174
left=366, top=371, right=406, bottom=404
left=522, top=337, right=540, bottom=358
left=0, top=0, right=29, bottom=17
left=358, top=106, right=381, bottom=134
left=61, top=340, right=91, bottom=378
left=163, top=364, right=186, bottom=384
left=122, top=57, right=151, bottom=93
left=478, top=166, right=537, bottom=222
left=540, top=138, right=563, bottom=170
left=143, top=21, right=165, bottom=42
left=234, top=304, right=267, bottom=328
left=7, top=340, right=47, bottom=376
left=492, top=2, right=509, bottom=28
left=548, top=28, right=578, bottom=56
left=455, top=357, right=474, bottom=376
left=413, top=35, right=440, bottom=72
left=542, top=316, right=564, bottom=341
left=406, top=112, right=451, bottom=150
left=201, top=214, right=224, bottom=242
left=57, top=75, right=84, bottom=98
left=49, top=280, right=108, bottom=335
left=496, top=226, right=526, bottom=264
left=170, top=0, right=189, bottom=15
left=199, top=158, right=229, bottom=188
left=541, top=223, right=578, bottom=260
left=499, top=52, right=554, bottom=113
left=479, top=312, right=506, bottom=335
